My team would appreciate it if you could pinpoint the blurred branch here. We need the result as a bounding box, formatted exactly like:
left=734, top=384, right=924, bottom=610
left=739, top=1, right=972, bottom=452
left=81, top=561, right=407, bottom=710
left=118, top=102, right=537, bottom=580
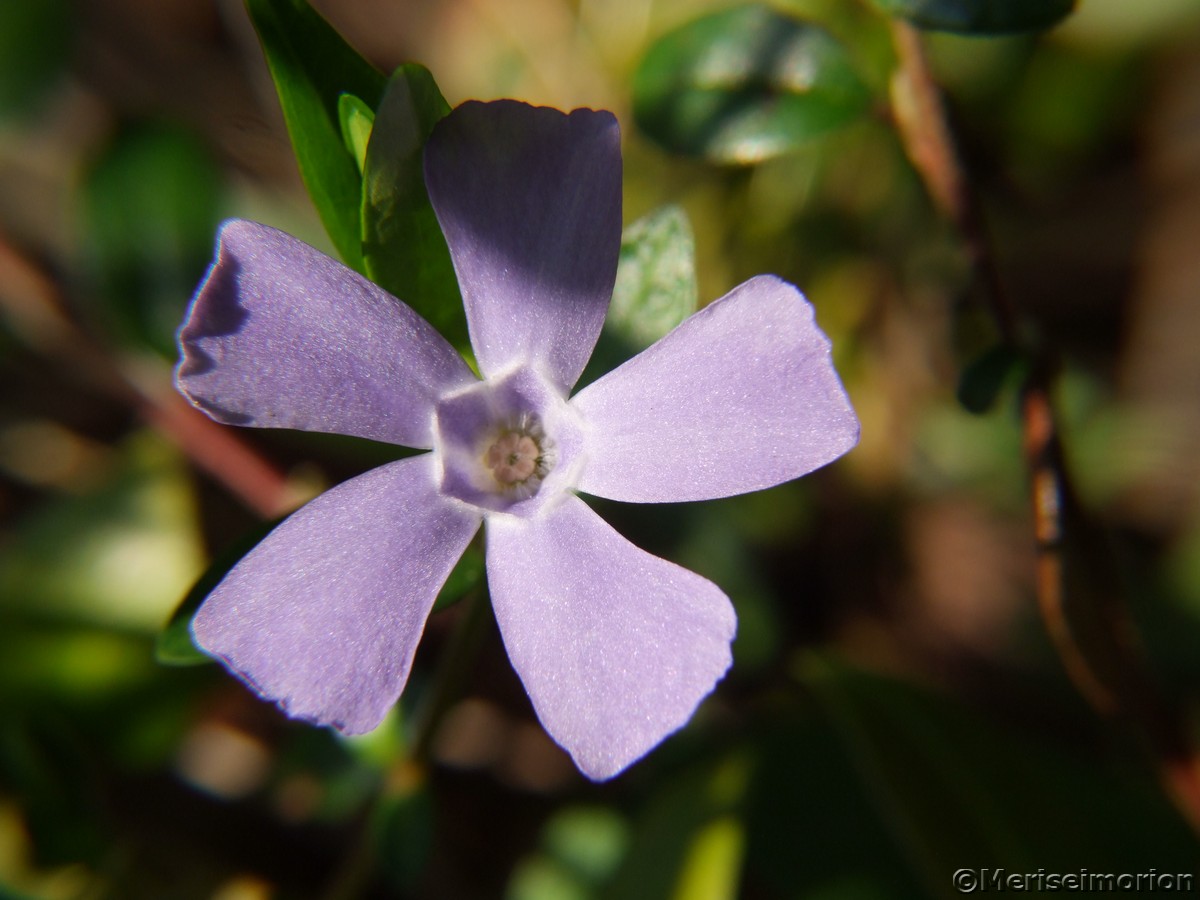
left=887, top=20, right=1200, bottom=836
left=888, top=20, right=1016, bottom=345
left=0, top=231, right=294, bottom=519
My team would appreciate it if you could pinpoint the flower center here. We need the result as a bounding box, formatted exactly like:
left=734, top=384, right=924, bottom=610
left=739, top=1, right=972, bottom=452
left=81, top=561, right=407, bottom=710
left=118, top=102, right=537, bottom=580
left=433, top=366, right=580, bottom=516
left=480, top=413, right=553, bottom=497
left=485, top=431, right=542, bottom=485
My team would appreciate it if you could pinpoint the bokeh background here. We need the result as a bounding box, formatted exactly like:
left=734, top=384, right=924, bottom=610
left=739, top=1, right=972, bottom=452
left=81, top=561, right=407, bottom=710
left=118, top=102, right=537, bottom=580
left=3, top=0, right=1200, bottom=897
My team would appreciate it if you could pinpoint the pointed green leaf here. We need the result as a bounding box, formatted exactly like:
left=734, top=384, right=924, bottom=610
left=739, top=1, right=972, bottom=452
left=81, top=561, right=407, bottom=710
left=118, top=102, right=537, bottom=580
left=871, top=0, right=1075, bottom=34
left=339, top=92, right=376, bottom=174
left=244, top=0, right=386, bottom=271
left=431, top=544, right=485, bottom=613
left=633, top=5, right=871, bottom=165
left=798, top=654, right=1198, bottom=890
left=156, top=517, right=282, bottom=666
left=361, top=65, right=467, bottom=351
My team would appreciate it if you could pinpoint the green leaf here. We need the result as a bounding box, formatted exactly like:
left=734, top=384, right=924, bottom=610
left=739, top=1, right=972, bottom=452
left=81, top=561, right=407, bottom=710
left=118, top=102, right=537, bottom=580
left=245, top=0, right=386, bottom=271
left=156, top=517, right=282, bottom=667
left=798, top=654, right=1198, bottom=891
left=575, top=205, right=699, bottom=390
left=0, top=0, right=72, bottom=119
left=338, top=92, right=376, bottom=174
left=870, top=0, right=1075, bottom=34
left=361, top=65, right=468, bottom=351
left=609, top=205, right=698, bottom=349
left=372, top=778, right=434, bottom=891
left=431, top=544, right=485, bottom=613
left=632, top=4, right=871, bottom=165
left=0, top=433, right=204, bottom=636
left=81, top=123, right=223, bottom=357
left=956, top=343, right=1026, bottom=414
left=509, top=806, right=629, bottom=900
left=0, top=717, right=106, bottom=867
left=605, top=754, right=751, bottom=900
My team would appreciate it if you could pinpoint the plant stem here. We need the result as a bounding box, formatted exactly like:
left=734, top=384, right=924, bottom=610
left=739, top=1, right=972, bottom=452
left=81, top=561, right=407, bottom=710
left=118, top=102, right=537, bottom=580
left=888, top=19, right=1200, bottom=836
left=407, top=586, right=494, bottom=766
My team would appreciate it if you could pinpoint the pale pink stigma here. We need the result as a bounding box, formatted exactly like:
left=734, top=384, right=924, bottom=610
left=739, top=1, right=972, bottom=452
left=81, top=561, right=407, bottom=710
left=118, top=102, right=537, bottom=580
left=485, top=431, right=541, bottom=485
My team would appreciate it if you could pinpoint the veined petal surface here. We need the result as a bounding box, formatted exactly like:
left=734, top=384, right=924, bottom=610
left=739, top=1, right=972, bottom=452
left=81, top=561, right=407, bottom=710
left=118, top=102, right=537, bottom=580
left=486, top=496, right=736, bottom=780
left=192, top=455, right=481, bottom=734
left=424, top=100, right=622, bottom=393
left=178, top=219, right=477, bottom=449
left=572, top=275, right=859, bottom=503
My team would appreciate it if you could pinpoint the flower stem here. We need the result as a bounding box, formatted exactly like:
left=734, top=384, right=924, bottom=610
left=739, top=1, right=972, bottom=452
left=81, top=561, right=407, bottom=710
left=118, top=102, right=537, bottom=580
left=407, top=585, right=494, bottom=765
left=320, top=586, right=492, bottom=900
left=888, top=19, right=1200, bottom=836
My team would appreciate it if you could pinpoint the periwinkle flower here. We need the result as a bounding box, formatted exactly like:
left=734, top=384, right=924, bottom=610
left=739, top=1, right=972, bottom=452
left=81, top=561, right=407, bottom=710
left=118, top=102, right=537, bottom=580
left=177, top=99, right=858, bottom=780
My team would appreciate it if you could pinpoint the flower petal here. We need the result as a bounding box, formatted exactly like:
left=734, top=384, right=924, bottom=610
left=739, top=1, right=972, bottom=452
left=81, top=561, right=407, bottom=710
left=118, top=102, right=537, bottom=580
left=424, top=100, right=622, bottom=392
left=193, top=455, right=481, bottom=734
left=486, top=496, right=735, bottom=780
left=572, top=275, right=859, bottom=502
left=177, top=219, right=477, bottom=449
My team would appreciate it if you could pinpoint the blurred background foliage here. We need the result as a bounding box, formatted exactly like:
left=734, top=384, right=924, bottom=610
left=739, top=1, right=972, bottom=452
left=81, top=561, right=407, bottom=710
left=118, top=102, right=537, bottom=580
left=3, top=0, right=1200, bottom=897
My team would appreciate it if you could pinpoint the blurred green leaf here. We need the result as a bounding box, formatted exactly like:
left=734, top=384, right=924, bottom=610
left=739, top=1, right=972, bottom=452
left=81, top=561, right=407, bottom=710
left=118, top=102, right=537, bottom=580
left=605, top=754, right=750, bottom=900
left=431, top=544, right=486, bottom=613
left=799, top=654, right=1198, bottom=892
left=576, top=205, right=700, bottom=390
left=633, top=5, right=871, bottom=165
left=741, top=714, right=923, bottom=897
left=956, top=343, right=1026, bottom=414
left=81, top=123, right=223, bottom=356
left=0, top=432, right=204, bottom=635
left=609, top=205, right=698, bottom=349
left=156, top=517, right=282, bottom=667
left=871, top=0, right=1075, bottom=34
left=0, top=717, right=105, bottom=867
left=338, top=92, right=376, bottom=174
left=372, top=778, right=435, bottom=891
left=508, top=806, right=628, bottom=900
left=0, top=0, right=72, bottom=118
left=245, top=0, right=386, bottom=272
left=361, top=65, right=467, bottom=351
left=772, top=0, right=898, bottom=93
left=672, top=816, right=744, bottom=900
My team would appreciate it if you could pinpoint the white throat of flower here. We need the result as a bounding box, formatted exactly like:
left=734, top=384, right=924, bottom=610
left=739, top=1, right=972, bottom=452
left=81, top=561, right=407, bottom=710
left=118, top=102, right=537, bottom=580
left=433, top=366, right=581, bottom=516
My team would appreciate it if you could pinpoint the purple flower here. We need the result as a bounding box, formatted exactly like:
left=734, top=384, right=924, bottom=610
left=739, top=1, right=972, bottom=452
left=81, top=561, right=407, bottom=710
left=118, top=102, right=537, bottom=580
left=176, top=99, right=858, bottom=780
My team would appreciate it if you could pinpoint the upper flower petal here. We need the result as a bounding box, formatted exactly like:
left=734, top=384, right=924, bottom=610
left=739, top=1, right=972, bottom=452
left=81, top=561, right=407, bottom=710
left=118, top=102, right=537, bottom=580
left=177, top=219, right=477, bottom=449
left=192, top=454, right=481, bottom=734
left=486, top=496, right=736, bottom=780
left=571, top=275, right=859, bottom=503
left=423, top=100, right=622, bottom=393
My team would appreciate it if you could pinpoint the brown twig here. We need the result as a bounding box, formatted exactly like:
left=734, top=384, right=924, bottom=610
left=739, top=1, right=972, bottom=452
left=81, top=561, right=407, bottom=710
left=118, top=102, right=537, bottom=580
left=888, top=20, right=1017, bottom=345
left=0, top=232, right=294, bottom=519
left=888, top=19, right=1200, bottom=835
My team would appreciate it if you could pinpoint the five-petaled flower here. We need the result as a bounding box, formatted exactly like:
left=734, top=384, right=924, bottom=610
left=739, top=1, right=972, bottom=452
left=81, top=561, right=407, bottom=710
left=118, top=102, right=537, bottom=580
left=176, top=99, right=859, bottom=780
